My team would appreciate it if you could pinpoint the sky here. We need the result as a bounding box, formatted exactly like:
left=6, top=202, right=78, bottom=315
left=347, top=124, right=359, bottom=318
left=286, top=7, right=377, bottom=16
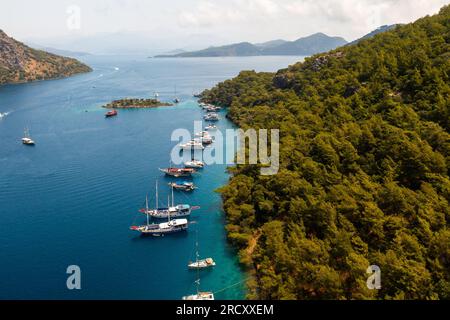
left=1, top=0, right=449, bottom=54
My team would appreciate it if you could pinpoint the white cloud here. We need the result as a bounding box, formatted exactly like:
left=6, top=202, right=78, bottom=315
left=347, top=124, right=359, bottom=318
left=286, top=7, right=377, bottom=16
left=2, top=0, right=449, bottom=51
left=176, top=0, right=450, bottom=41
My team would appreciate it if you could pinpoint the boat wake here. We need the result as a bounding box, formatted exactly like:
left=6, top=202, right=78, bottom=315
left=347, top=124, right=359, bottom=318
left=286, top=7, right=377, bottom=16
left=0, top=111, right=10, bottom=120
left=114, top=67, right=119, bottom=71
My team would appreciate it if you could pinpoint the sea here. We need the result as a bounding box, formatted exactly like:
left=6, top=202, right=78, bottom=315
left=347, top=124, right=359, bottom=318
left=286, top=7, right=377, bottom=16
left=0, top=55, right=305, bottom=299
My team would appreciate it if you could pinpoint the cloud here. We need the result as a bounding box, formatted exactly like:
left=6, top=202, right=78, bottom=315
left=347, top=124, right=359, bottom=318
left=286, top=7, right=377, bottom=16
left=176, top=0, right=449, bottom=40
left=177, top=0, right=281, bottom=28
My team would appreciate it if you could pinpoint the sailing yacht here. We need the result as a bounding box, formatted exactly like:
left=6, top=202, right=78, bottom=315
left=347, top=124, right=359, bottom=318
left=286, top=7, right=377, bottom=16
left=130, top=193, right=189, bottom=236
left=22, top=128, right=35, bottom=145
left=140, top=182, right=193, bottom=219
left=183, top=232, right=215, bottom=300
left=188, top=237, right=216, bottom=269
left=174, top=86, right=180, bottom=103
left=159, top=167, right=196, bottom=177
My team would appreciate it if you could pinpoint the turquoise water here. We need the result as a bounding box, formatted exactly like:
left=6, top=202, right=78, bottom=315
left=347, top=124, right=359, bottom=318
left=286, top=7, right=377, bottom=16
left=0, top=55, right=304, bottom=299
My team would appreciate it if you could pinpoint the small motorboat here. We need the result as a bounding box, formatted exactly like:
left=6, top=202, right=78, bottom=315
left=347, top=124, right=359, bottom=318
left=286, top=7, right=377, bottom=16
left=204, top=113, right=219, bottom=121
left=179, top=140, right=205, bottom=150
left=188, top=258, right=216, bottom=269
left=105, top=110, right=118, bottom=118
left=184, top=160, right=205, bottom=168
left=200, top=136, right=213, bottom=145
left=205, top=124, right=217, bottom=131
left=195, top=131, right=210, bottom=137
left=205, top=106, right=221, bottom=112
left=168, top=181, right=196, bottom=191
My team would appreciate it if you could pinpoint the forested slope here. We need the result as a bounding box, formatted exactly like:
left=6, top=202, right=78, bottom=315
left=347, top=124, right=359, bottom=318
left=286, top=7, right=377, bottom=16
left=201, top=6, right=450, bottom=299
left=0, top=30, right=91, bottom=85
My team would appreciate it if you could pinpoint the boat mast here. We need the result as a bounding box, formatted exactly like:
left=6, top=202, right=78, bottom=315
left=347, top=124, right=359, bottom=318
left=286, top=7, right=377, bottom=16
left=171, top=185, right=174, bottom=207
left=155, top=180, right=159, bottom=214
left=146, top=194, right=149, bottom=226
left=196, top=230, right=200, bottom=295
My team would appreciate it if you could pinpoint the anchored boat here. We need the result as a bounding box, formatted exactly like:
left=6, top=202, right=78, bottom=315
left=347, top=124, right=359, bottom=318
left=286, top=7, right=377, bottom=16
left=182, top=291, right=214, bottom=300
left=183, top=232, right=215, bottom=300
left=130, top=195, right=188, bottom=236
left=105, top=110, right=118, bottom=118
left=205, top=106, right=221, bottom=112
left=22, top=128, right=35, bottom=145
left=204, top=113, right=219, bottom=121
left=131, top=218, right=188, bottom=236
left=188, top=238, right=215, bottom=269
left=140, top=183, right=194, bottom=219
left=205, top=124, right=217, bottom=131
left=184, top=160, right=205, bottom=168
left=168, top=181, right=196, bottom=191
left=179, top=139, right=205, bottom=150
left=159, top=167, right=196, bottom=177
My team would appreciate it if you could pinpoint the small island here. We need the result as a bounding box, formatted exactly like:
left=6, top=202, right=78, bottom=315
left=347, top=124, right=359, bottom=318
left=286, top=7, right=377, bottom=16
left=103, top=98, right=173, bottom=109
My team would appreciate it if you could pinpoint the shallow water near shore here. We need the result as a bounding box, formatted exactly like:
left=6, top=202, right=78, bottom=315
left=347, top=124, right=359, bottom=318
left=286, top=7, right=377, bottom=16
left=0, top=55, right=304, bottom=299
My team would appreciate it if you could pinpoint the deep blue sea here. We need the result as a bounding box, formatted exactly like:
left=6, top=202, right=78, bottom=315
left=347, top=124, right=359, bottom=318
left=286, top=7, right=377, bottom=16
left=0, top=55, right=304, bottom=299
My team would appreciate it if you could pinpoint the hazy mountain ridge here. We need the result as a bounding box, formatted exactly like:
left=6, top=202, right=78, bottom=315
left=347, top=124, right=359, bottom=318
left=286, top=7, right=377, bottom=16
left=348, top=24, right=400, bottom=45
left=0, top=30, right=92, bottom=85
left=155, top=33, right=348, bottom=57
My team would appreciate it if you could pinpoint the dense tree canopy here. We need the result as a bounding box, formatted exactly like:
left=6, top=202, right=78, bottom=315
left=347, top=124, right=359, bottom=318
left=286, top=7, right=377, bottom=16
left=202, top=6, right=450, bottom=300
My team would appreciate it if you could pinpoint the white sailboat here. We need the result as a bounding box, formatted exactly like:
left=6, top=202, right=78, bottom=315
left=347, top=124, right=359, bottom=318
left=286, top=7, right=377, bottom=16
left=140, top=182, right=192, bottom=219
left=174, top=86, right=180, bottom=103
left=183, top=234, right=215, bottom=300
left=130, top=186, right=189, bottom=236
left=22, top=128, right=35, bottom=145
left=188, top=236, right=216, bottom=269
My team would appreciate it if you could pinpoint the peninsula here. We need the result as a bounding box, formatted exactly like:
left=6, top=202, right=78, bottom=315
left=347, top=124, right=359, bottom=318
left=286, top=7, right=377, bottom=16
left=0, top=29, right=91, bottom=85
left=103, top=98, right=173, bottom=109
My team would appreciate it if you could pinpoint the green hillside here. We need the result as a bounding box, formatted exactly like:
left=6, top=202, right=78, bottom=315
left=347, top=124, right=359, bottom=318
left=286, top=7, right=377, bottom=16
left=201, top=6, right=450, bottom=299
left=0, top=30, right=91, bottom=85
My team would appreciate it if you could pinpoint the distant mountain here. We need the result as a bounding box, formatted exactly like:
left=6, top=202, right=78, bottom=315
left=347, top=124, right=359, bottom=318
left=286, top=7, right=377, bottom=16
left=161, top=48, right=187, bottom=55
left=348, top=25, right=399, bottom=45
left=262, top=33, right=347, bottom=56
left=255, top=39, right=288, bottom=49
left=30, top=45, right=91, bottom=57
left=155, top=33, right=348, bottom=58
left=156, top=42, right=261, bottom=57
left=0, top=30, right=92, bottom=85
